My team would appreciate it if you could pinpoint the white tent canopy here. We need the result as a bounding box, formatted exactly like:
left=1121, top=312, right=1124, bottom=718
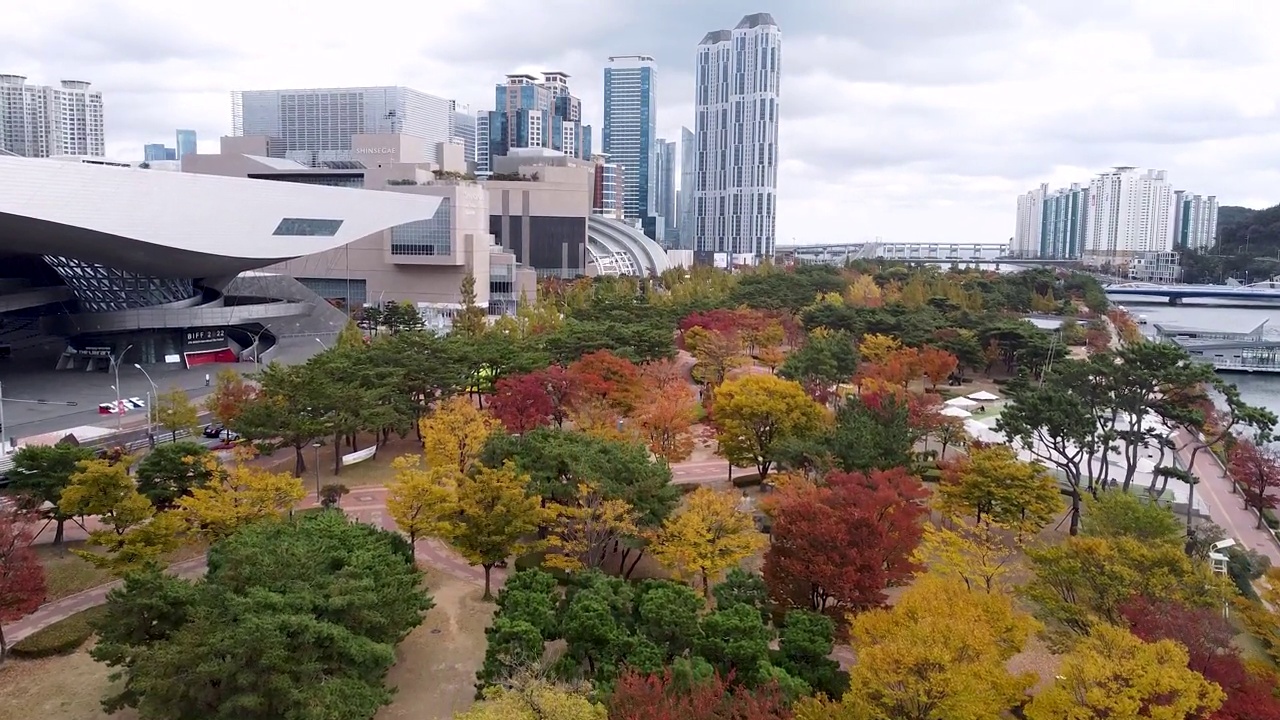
left=940, top=406, right=972, bottom=418
left=967, top=390, right=1000, bottom=402
left=944, top=396, right=979, bottom=409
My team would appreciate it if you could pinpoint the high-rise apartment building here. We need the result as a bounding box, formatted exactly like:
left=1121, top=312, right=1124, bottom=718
left=603, top=55, right=657, bottom=235
left=1015, top=182, right=1088, bottom=259
left=475, top=113, right=491, bottom=175
left=175, top=129, right=197, bottom=160
left=677, top=126, right=696, bottom=251
left=1083, top=167, right=1173, bottom=267
left=231, top=86, right=453, bottom=166
left=592, top=154, right=625, bottom=220
left=448, top=101, right=477, bottom=171
left=0, top=75, right=105, bottom=158
left=486, top=72, right=593, bottom=172
left=692, top=13, right=782, bottom=258
left=1172, top=191, right=1219, bottom=253
left=654, top=138, right=677, bottom=246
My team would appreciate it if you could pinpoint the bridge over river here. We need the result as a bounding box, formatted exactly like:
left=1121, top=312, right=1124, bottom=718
left=1105, top=281, right=1280, bottom=305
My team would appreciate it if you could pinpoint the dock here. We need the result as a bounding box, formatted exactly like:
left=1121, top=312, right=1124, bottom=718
left=1155, top=320, right=1280, bottom=373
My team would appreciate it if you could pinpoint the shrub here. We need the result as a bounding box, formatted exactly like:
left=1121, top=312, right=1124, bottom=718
left=9, top=606, right=107, bottom=658
left=731, top=473, right=763, bottom=488
left=1263, top=509, right=1279, bottom=530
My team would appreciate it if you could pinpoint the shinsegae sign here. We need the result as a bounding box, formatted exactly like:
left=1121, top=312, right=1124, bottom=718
left=354, top=147, right=396, bottom=154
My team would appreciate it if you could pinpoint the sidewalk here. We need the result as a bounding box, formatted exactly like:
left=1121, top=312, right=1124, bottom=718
left=1174, top=429, right=1280, bottom=566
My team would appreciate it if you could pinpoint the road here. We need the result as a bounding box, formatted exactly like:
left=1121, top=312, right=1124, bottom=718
left=1174, top=429, right=1280, bottom=566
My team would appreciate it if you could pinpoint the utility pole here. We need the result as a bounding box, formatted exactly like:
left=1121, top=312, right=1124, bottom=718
left=109, top=344, right=133, bottom=431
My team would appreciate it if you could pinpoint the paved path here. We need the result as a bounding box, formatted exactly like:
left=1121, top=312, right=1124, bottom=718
left=2, top=455, right=745, bottom=645
left=1174, top=429, right=1280, bottom=566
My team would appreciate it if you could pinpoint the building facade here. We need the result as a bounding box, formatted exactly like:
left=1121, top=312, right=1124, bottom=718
left=1128, top=250, right=1181, bottom=283
left=677, top=126, right=696, bottom=251
left=592, top=154, right=625, bottom=220
left=448, top=101, right=477, bottom=171
left=0, top=75, right=105, bottom=158
left=144, top=144, right=176, bottom=162
left=603, top=55, right=657, bottom=233
left=1013, top=183, right=1046, bottom=257
left=486, top=73, right=593, bottom=172
left=230, top=86, right=454, bottom=166
left=1084, top=167, right=1173, bottom=268
left=655, top=138, right=677, bottom=247
left=1172, top=191, right=1219, bottom=253
left=1040, top=183, right=1088, bottom=259
left=175, top=129, right=197, bottom=160
left=692, top=13, right=782, bottom=258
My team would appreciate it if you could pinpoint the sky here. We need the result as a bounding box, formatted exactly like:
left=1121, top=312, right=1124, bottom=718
left=3, top=0, right=1280, bottom=246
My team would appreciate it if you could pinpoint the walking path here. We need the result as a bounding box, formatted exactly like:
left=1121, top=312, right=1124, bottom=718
left=1174, top=429, right=1280, bottom=566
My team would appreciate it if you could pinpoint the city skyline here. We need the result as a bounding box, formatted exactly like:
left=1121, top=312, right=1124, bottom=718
left=5, top=2, right=1280, bottom=245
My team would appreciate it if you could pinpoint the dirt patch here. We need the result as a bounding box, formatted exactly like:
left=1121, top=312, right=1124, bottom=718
left=255, top=434, right=425, bottom=489
left=376, top=569, right=495, bottom=720
left=0, top=640, right=131, bottom=720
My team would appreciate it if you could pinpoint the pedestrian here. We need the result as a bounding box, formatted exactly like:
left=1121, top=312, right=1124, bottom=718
left=205, top=373, right=210, bottom=387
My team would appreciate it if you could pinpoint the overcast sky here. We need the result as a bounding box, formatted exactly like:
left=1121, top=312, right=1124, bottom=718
left=4, top=0, right=1279, bottom=245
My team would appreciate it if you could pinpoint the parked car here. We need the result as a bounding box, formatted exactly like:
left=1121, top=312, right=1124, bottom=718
left=203, top=423, right=225, bottom=439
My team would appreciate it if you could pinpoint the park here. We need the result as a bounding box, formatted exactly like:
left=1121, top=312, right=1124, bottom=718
left=1, top=261, right=1279, bottom=720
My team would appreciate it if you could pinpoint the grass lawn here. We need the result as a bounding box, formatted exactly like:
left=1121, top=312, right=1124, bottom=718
left=0, top=630, right=131, bottom=720
left=257, top=435, right=424, bottom=490
left=35, top=541, right=207, bottom=602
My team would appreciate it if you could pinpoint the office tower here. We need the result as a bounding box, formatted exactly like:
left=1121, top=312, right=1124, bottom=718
left=448, top=101, right=477, bottom=171
left=1084, top=167, right=1173, bottom=267
left=692, top=13, right=781, bottom=258
left=175, top=129, right=197, bottom=160
left=485, top=72, right=593, bottom=172
left=475, top=112, right=491, bottom=175
left=144, top=143, right=176, bottom=162
left=0, top=75, right=105, bottom=158
left=654, top=138, right=677, bottom=246
left=603, top=55, right=658, bottom=234
left=1172, top=191, right=1219, bottom=253
left=592, top=154, right=625, bottom=220
left=678, top=126, right=696, bottom=251
left=230, top=86, right=453, bottom=166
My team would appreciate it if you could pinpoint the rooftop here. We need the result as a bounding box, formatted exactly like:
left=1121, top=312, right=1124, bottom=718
left=735, top=12, right=779, bottom=29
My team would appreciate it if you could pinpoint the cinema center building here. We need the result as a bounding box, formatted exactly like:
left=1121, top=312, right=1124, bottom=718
left=0, top=154, right=482, bottom=367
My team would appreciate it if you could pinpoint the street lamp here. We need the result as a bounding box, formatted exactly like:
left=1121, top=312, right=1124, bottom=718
left=312, top=441, right=322, bottom=501
left=249, top=324, right=272, bottom=367
left=109, top=344, right=134, bottom=431
left=315, top=338, right=328, bottom=350
left=133, top=363, right=158, bottom=443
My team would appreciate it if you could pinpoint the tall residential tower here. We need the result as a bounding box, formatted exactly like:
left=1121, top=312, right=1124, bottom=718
left=1083, top=167, right=1173, bottom=267
left=603, top=55, right=658, bottom=239
left=0, top=75, right=105, bottom=158
left=1172, top=191, right=1219, bottom=253
left=691, top=13, right=782, bottom=258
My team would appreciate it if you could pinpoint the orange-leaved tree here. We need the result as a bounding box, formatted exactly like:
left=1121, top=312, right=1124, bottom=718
left=635, top=384, right=700, bottom=464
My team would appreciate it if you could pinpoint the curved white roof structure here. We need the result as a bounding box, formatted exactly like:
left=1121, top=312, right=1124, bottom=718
left=586, top=215, right=670, bottom=276
left=0, top=156, right=442, bottom=277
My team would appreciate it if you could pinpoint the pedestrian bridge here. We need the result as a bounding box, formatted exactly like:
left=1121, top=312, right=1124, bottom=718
left=1106, top=281, right=1280, bottom=304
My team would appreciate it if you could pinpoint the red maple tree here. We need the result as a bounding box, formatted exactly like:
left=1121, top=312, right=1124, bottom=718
left=566, top=350, right=642, bottom=413
left=1121, top=596, right=1280, bottom=720
left=916, top=346, right=959, bottom=391
left=0, top=508, right=47, bottom=661
left=488, top=372, right=556, bottom=434
left=1227, top=439, right=1280, bottom=528
left=609, top=669, right=792, bottom=720
left=678, top=309, right=743, bottom=347
left=763, top=467, right=927, bottom=619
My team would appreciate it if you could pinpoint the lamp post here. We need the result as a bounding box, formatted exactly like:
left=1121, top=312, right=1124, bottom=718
left=109, top=344, right=133, bottom=431
left=133, top=363, right=158, bottom=443
left=315, top=337, right=328, bottom=351
left=249, top=324, right=272, bottom=367
left=312, top=441, right=322, bottom=501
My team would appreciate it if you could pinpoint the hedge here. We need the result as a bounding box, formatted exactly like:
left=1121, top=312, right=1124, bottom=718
left=10, top=606, right=107, bottom=659
left=1263, top=508, right=1279, bottom=531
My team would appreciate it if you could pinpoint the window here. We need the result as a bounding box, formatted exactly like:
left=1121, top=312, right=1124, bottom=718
left=273, top=218, right=343, bottom=236
left=390, top=198, right=452, bottom=256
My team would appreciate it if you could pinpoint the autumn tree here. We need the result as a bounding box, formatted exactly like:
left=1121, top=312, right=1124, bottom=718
left=823, top=575, right=1037, bottom=720
left=451, top=461, right=544, bottom=600
left=489, top=372, right=557, bottom=434
left=764, top=468, right=927, bottom=615
left=154, top=386, right=200, bottom=442
left=9, top=442, right=95, bottom=545
left=779, top=328, right=858, bottom=405
left=0, top=508, right=46, bottom=662
left=461, top=678, right=606, bottom=720
left=712, top=374, right=827, bottom=480
left=913, top=522, right=1018, bottom=594
left=937, top=443, right=1061, bottom=534
left=844, top=273, right=883, bottom=307
left=203, top=369, right=255, bottom=430
left=1238, top=568, right=1280, bottom=668
left=546, top=483, right=640, bottom=572
left=421, top=395, right=500, bottom=474
left=1228, top=438, right=1280, bottom=528
left=634, top=384, right=699, bottom=464
left=567, top=349, right=643, bottom=414
left=686, top=326, right=745, bottom=388
left=567, top=396, right=630, bottom=444
left=175, top=460, right=305, bottom=541
left=1025, top=624, right=1225, bottom=720
left=385, top=454, right=457, bottom=546
left=1080, top=490, right=1183, bottom=545
left=609, top=669, right=792, bottom=720
left=651, top=487, right=765, bottom=597
left=58, top=457, right=183, bottom=572
left=857, top=333, right=901, bottom=365
left=916, top=346, right=959, bottom=390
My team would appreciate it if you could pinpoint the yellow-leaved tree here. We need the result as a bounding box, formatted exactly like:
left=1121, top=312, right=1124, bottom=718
left=458, top=679, right=606, bottom=720
left=154, top=387, right=200, bottom=442
left=711, top=374, right=827, bottom=480
left=856, top=333, right=902, bottom=365
left=58, top=457, right=183, bottom=573
left=912, top=522, right=1018, bottom=594
left=385, top=454, right=458, bottom=546
left=803, top=574, right=1037, bottom=720
left=451, top=461, right=544, bottom=600
left=937, top=444, right=1061, bottom=535
left=175, top=460, right=305, bottom=541
left=844, top=273, right=883, bottom=308
left=419, top=395, right=499, bottom=473
left=545, top=483, right=638, bottom=573
left=651, top=487, right=764, bottom=597
left=1024, top=624, right=1224, bottom=720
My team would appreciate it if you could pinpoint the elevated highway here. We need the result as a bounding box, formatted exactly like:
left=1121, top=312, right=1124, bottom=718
left=1105, top=281, right=1280, bottom=305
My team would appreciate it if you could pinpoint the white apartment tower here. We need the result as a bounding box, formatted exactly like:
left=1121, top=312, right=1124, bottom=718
left=1172, top=191, right=1219, bottom=253
left=692, top=13, right=782, bottom=258
left=1013, top=184, right=1047, bottom=257
left=0, top=75, right=105, bottom=158
left=1083, top=167, right=1173, bottom=267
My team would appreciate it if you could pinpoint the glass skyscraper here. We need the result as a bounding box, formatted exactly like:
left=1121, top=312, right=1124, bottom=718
left=486, top=73, right=592, bottom=172
left=678, top=126, right=696, bottom=251
left=144, top=143, right=175, bottom=162
left=692, top=13, right=781, bottom=258
left=603, top=55, right=658, bottom=236
left=175, top=129, right=197, bottom=160
left=654, top=138, right=677, bottom=247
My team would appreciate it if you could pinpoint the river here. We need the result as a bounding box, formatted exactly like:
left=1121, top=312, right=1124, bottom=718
left=1108, top=297, right=1280, bottom=417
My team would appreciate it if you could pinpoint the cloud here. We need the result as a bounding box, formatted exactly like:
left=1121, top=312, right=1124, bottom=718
left=3, top=0, right=1279, bottom=244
